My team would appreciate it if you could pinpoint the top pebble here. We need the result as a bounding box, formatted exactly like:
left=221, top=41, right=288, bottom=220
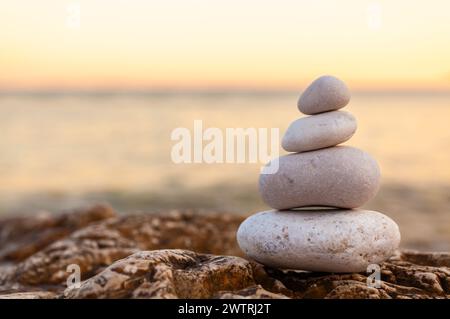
left=298, top=75, right=351, bottom=115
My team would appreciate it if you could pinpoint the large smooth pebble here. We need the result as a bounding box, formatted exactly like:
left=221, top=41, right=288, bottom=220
left=282, top=111, right=357, bottom=152
left=237, top=209, right=401, bottom=272
left=298, top=75, right=351, bottom=115
left=260, top=146, right=380, bottom=209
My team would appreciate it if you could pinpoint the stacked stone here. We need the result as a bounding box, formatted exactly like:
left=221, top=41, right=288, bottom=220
left=237, top=76, right=401, bottom=273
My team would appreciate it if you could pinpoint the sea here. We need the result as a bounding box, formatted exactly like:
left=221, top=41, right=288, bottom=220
left=0, top=91, right=449, bottom=211
left=1, top=91, right=450, bottom=249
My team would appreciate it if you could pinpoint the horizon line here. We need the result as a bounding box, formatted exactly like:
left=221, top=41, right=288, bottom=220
left=1, top=88, right=450, bottom=97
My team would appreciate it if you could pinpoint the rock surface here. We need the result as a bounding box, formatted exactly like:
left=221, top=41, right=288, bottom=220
left=237, top=209, right=401, bottom=272
left=282, top=111, right=356, bottom=152
left=0, top=205, right=448, bottom=299
left=63, top=249, right=259, bottom=299
left=298, top=75, right=351, bottom=115
left=0, top=204, right=115, bottom=262
left=0, top=207, right=242, bottom=290
left=260, top=146, right=381, bottom=209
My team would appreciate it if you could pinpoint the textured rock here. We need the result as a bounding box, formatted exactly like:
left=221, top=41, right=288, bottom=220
left=214, top=285, right=289, bottom=299
left=237, top=209, right=401, bottom=272
left=282, top=111, right=356, bottom=152
left=61, top=249, right=450, bottom=299
left=0, top=207, right=448, bottom=299
left=0, top=291, right=56, bottom=299
left=298, top=75, right=351, bottom=115
left=0, top=204, right=115, bottom=262
left=63, top=250, right=257, bottom=299
left=260, top=146, right=381, bottom=209
left=1, top=209, right=243, bottom=289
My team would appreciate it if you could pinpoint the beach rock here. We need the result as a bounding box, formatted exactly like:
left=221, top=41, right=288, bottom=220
left=214, top=285, right=290, bottom=299
left=60, top=249, right=450, bottom=299
left=282, top=111, right=357, bottom=152
left=3, top=209, right=243, bottom=288
left=0, top=208, right=448, bottom=298
left=0, top=291, right=57, bottom=299
left=298, top=75, right=351, bottom=115
left=259, top=146, right=380, bottom=209
left=63, top=249, right=259, bottom=299
left=0, top=204, right=116, bottom=262
left=237, top=209, right=401, bottom=272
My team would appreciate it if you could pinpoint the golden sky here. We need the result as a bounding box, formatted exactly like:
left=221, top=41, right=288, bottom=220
left=1, top=0, right=450, bottom=91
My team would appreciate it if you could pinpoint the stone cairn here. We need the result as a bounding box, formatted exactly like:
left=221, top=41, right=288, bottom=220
left=237, top=75, right=401, bottom=272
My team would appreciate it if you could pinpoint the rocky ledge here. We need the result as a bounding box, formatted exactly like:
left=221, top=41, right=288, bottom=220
left=0, top=205, right=448, bottom=299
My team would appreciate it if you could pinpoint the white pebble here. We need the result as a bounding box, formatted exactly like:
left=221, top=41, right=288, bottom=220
left=237, top=209, right=401, bottom=272
left=260, top=146, right=380, bottom=209
left=298, top=75, right=351, bottom=115
left=282, top=111, right=356, bottom=152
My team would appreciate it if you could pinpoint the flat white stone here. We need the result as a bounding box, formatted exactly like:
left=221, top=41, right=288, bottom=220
left=298, top=75, right=351, bottom=115
left=259, top=146, right=380, bottom=209
left=282, top=111, right=357, bottom=152
left=237, top=209, right=401, bottom=272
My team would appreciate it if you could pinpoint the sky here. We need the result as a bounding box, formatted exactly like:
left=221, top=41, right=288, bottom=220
left=1, top=0, right=450, bottom=91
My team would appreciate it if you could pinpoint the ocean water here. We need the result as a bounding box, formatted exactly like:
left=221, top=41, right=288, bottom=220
left=1, top=92, right=450, bottom=249
left=1, top=92, right=450, bottom=195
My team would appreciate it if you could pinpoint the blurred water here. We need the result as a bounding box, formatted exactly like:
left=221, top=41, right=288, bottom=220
left=1, top=92, right=449, bottom=196
left=1, top=92, right=450, bottom=249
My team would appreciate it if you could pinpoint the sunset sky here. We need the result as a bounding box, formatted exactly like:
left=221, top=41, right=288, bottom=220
left=1, top=0, right=450, bottom=91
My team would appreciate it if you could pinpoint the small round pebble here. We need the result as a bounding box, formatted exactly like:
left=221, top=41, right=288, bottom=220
left=259, top=146, right=380, bottom=209
left=298, top=75, right=351, bottom=115
left=282, top=111, right=357, bottom=152
left=237, top=209, right=401, bottom=272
